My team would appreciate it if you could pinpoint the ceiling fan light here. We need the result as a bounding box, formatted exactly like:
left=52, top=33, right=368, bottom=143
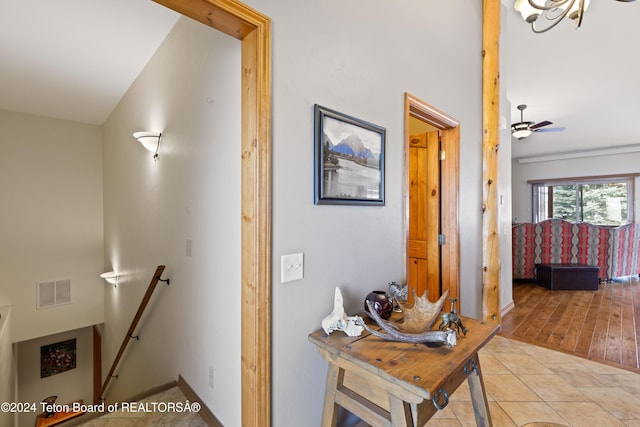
left=511, top=123, right=533, bottom=140
left=513, top=129, right=532, bottom=140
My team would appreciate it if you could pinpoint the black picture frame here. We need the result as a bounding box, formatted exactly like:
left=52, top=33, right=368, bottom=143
left=314, top=105, right=385, bottom=205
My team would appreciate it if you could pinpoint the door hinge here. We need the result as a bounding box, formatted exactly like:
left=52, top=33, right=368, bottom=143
left=439, top=150, right=446, bottom=160
left=438, top=234, right=446, bottom=245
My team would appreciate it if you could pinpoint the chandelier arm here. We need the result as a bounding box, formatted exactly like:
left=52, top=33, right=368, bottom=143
left=574, top=0, right=585, bottom=28
left=531, top=0, right=575, bottom=33
left=527, top=0, right=572, bottom=11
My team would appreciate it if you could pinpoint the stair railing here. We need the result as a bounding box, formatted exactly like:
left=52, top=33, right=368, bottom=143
left=98, top=265, right=169, bottom=402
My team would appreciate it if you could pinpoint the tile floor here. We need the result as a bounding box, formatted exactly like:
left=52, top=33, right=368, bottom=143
left=426, top=335, right=640, bottom=426
left=76, top=335, right=640, bottom=426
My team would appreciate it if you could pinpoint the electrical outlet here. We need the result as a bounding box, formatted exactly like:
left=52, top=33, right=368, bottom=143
left=208, top=366, right=214, bottom=389
left=281, top=253, right=304, bottom=283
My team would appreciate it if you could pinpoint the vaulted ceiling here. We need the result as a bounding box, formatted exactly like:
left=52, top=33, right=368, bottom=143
left=0, top=0, right=178, bottom=125
left=1, top=0, right=638, bottom=159
left=504, top=0, right=640, bottom=159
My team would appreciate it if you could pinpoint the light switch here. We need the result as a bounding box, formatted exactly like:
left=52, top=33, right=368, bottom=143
left=281, top=253, right=304, bottom=283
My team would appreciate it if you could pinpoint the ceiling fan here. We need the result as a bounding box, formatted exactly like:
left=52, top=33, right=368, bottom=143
left=511, top=104, right=564, bottom=140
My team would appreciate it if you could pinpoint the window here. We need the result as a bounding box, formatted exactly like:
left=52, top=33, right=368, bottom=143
left=531, top=176, right=634, bottom=226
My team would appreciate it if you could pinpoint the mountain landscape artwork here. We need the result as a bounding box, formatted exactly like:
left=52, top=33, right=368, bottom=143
left=314, top=105, right=385, bottom=205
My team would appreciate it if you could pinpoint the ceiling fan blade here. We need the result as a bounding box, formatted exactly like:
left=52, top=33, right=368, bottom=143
left=535, top=127, right=565, bottom=133
left=530, top=120, right=553, bottom=130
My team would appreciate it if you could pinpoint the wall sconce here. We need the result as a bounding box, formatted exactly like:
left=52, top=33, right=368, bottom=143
left=100, top=271, right=119, bottom=287
left=133, top=131, right=162, bottom=160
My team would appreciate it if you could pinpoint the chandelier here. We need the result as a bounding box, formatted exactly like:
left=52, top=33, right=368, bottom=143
left=515, top=0, right=636, bottom=33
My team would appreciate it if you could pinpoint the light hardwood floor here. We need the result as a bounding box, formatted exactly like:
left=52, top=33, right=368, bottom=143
left=501, top=276, right=640, bottom=373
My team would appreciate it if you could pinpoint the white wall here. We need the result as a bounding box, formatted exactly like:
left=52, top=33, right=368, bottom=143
left=0, top=110, right=104, bottom=343
left=512, top=154, right=640, bottom=223
left=16, top=326, right=93, bottom=427
left=243, top=0, right=483, bottom=424
left=101, top=16, right=242, bottom=426
left=102, top=1, right=485, bottom=425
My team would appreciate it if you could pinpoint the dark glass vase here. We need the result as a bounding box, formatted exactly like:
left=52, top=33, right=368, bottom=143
left=364, top=290, right=393, bottom=320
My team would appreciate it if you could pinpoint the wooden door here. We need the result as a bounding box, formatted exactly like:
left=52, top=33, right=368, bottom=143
left=407, top=130, right=440, bottom=301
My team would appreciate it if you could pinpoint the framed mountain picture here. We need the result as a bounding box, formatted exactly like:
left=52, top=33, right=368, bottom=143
left=314, top=105, right=385, bottom=205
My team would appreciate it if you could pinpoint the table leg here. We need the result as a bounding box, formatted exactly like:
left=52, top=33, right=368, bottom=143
left=466, top=353, right=492, bottom=427
left=321, top=363, right=345, bottom=427
left=388, top=395, right=414, bottom=427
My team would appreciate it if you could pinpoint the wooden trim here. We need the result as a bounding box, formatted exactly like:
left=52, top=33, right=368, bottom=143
left=92, top=325, right=102, bottom=404
left=406, top=93, right=459, bottom=130
left=151, top=2, right=271, bottom=425
left=178, top=375, right=224, bottom=427
left=482, top=0, right=501, bottom=323
left=404, top=93, right=460, bottom=313
left=440, top=126, right=460, bottom=311
left=425, top=131, right=441, bottom=299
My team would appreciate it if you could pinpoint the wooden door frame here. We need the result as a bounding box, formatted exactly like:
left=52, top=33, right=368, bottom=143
left=404, top=93, right=460, bottom=312
left=93, top=325, right=102, bottom=403
left=153, top=1, right=271, bottom=425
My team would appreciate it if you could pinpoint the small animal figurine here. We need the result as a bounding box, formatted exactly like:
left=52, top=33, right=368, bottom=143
left=388, top=281, right=408, bottom=312
left=438, top=297, right=467, bottom=338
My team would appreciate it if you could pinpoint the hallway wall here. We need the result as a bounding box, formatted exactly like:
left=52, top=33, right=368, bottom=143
left=243, top=0, right=484, bottom=424
left=0, top=110, right=104, bottom=343
left=101, top=16, right=242, bottom=426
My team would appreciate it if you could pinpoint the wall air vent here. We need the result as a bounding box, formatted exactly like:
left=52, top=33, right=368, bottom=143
left=37, top=279, right=71, bottom=309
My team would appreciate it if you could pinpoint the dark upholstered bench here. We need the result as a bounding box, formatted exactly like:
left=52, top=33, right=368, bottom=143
left=535, top=263, right=600, bottom=291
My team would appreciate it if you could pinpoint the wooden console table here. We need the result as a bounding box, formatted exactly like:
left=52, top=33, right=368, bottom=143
left=309, top=314, right=499, bottom=427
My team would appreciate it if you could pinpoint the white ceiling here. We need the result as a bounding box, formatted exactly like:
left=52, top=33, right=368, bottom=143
left=0, top=0, right=179, bottom=125
left=504, top=0, right=640, bottom=158
left=1, top=1, right=638, bottom=158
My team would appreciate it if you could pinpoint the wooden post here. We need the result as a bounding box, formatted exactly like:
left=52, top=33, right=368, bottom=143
left=482, top=0, right=501, bottom=323
left=92, top=325, right=102, bottom=403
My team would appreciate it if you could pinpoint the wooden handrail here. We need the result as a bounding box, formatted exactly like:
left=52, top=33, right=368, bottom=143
left=98, top=265, right=168, bottom=402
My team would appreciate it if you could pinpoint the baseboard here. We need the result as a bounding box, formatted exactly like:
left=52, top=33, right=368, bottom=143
left=501, top=300, right=515, bottom=318
left=178, top=374, right=223, bottom=427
